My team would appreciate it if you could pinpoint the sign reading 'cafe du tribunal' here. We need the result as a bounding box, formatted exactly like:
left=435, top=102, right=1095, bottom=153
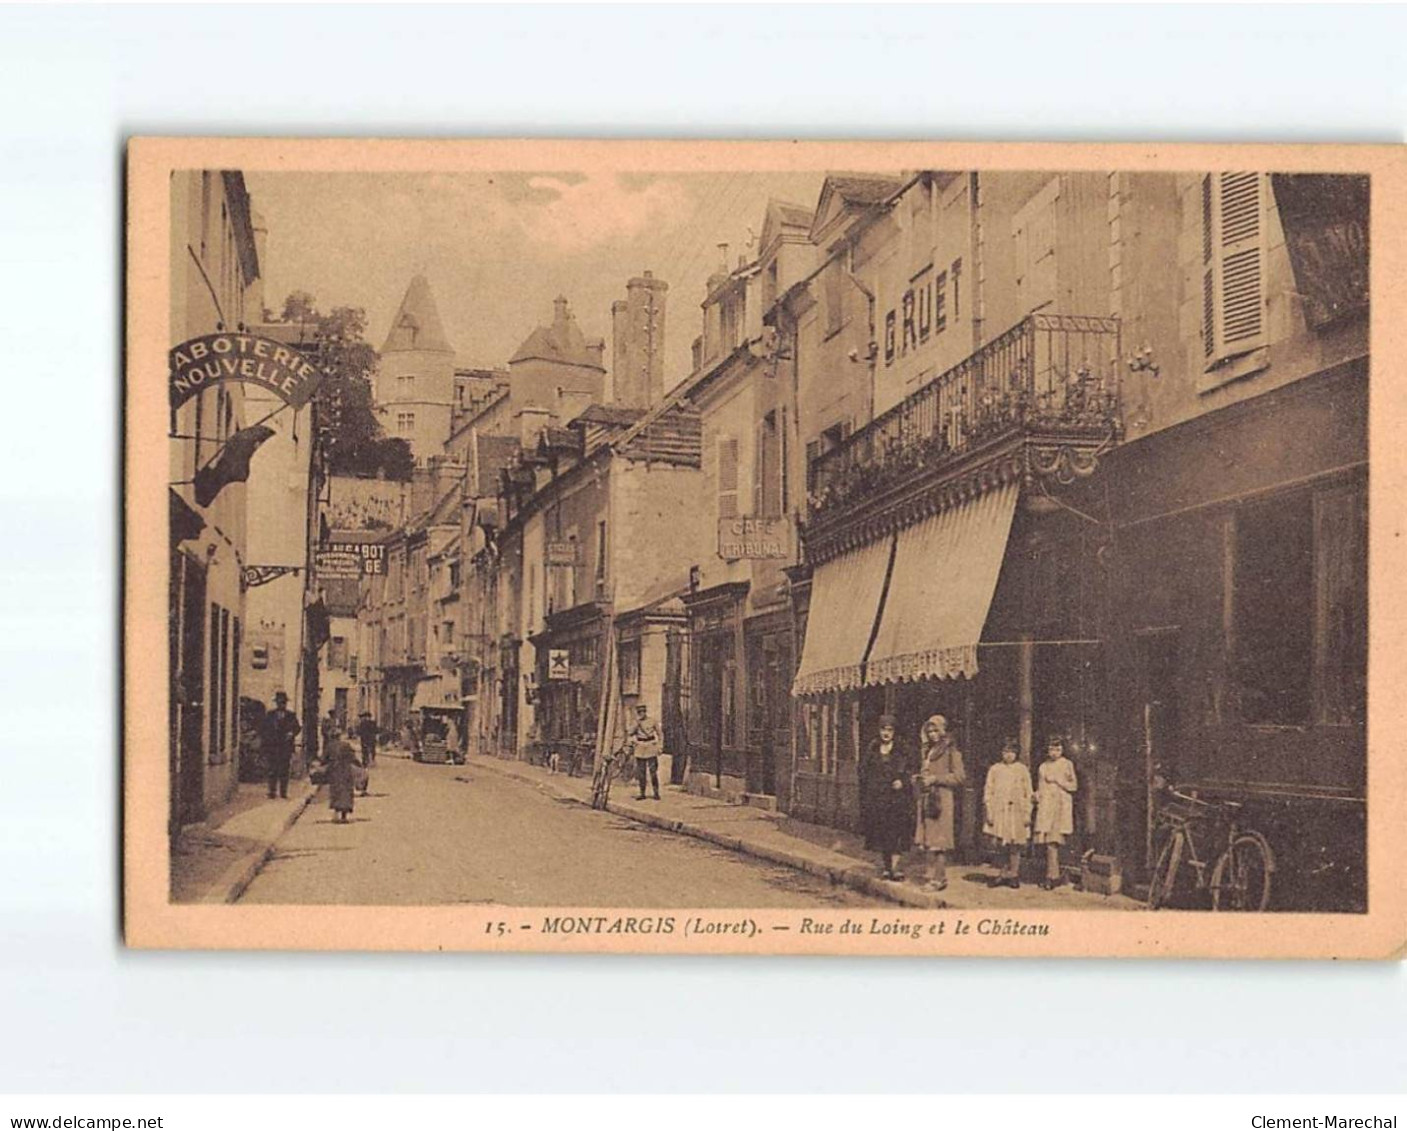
left=717, top=516, right=792, bottom=561
left=169, top=333, right=322, bottom=410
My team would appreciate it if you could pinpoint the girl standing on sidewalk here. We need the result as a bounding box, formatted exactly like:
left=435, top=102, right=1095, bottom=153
left=915, top=714, right=964, bottom=892
left=1033, top=734, right=1078, bottom=889
left=983, top=737, right=1033, bottom=888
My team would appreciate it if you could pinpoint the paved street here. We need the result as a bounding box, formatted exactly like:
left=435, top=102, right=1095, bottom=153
left=240, top=754, right=886, bottom=907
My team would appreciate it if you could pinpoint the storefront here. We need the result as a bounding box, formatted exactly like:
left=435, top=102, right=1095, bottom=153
left=530, top=602, right=607, bottom=768
left=1101, top=359, right=1368, bottom=909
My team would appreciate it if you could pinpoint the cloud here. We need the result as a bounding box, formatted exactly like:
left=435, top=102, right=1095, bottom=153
left=511, top=173, right=692, bottom=254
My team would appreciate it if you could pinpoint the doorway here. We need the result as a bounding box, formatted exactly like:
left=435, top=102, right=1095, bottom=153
left=176, top=556, right=207, bottom=826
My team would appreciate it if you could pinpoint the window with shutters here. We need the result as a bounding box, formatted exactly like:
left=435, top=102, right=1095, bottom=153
left=754, top=411, right=783, bottom=517
left=717, top=436, right=739, bottom=519
left=1013, top=178, right=1060, bottom=315
left=1202, top=172, right=1267, bottom=368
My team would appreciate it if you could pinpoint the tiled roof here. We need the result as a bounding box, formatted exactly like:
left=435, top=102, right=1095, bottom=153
left=826, top=172, right=907, bottom=205
left=508, top=297, right=603, bottom=370
left=382, top=274, right=454, bottom=354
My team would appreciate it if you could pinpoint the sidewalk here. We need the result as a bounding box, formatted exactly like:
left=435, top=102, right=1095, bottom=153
left=464, top=753, right=1143, bottom=912
left=169, top=779, right=319, bottom=904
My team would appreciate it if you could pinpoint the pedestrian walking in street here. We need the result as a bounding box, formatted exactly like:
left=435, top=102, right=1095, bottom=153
left=324, top=732, right=360, bottom=824
left=915, top=714, right=965, bottom=892
left=320, top=708, right=339, bottom=759
left=984, top=737, right=1033, bottom=888
left=261, top=691, right=301, bottom=800
left=1034, top=734, right=1078, bottom=889
left=629, top=703, right=662, bottom=800
left=859, top=714, right=917, bottom=881
left=357, top=712, right=378, bottom=768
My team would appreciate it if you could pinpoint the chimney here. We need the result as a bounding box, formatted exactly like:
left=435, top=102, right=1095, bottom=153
left=611, top=270, right=668, bottom=411
left=553, top=294, right=571, bottom=329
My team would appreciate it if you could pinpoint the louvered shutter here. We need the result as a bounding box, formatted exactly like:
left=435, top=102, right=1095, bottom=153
left=718, top=437, right=739, bottom=518
left=1204, top=172, right=1266, bottom=364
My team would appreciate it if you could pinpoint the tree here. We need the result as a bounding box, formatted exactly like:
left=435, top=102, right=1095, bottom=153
left=278, top=293, right=414, bottom=482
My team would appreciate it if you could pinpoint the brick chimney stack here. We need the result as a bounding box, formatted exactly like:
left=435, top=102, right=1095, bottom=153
left=610, top=270, right=668, bottom=410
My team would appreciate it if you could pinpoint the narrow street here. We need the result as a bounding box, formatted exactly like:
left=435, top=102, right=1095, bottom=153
left=240, top=754, right=886, bottom=908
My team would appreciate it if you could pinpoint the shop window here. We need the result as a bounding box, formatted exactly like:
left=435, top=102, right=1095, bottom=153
left=721, top=660, right=737, bottom=749
left=1202, top=172, right=1266, bottom=366
left=1232, top=494, right=1314, bottom=726
left=1314, top=483, right=1367, bottom=726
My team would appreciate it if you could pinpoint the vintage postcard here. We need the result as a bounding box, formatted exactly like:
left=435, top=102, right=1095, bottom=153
left=125, top=138, right=1404, bottom=957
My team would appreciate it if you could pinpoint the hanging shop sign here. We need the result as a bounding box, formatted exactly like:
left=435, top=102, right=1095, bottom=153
left=545, top=541, right=580, bottom=567
left=169, top=333, right=323, bottom=411
left=547, top=649, right=571, bottom=681
left=717, top=515, right=793, bottom=561
left=316, top=541, right=387, bottom=578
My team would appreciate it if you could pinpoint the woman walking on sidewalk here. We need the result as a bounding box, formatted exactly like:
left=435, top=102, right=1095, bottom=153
left=325, top=733, right=360, bottom=824
left=915, top=714, right=964, bottom=892
left=859, top=714, right=917, bottom=881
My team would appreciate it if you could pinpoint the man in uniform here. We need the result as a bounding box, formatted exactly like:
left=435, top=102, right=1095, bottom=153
left=262, top=691, right=301, bottom=800
left=629, top=702, right=662, bottom=801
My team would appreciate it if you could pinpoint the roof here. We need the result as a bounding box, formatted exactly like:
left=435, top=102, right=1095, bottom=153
left=616, top=402, right=702, bottom=468
left=571, top=404, right=646, bottom=427
left=508, top=296, right=604, bottom=371
left=826, top=172, right=908, bottom=206
left=382, top=274, right=454, bottom=354
left=473, top=433, right=521, bottom=496
left=810, top=171, right=908, bottom=243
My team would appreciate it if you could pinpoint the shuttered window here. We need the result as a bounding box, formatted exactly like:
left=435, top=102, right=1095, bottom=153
left=718, top=436, right=739, bottom=518
left=1202, top=173, right=1267, bottom=366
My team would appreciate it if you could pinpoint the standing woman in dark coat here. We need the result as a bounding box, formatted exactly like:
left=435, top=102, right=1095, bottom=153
left=859, top=713, right=918, bottom=880
left=325, top=732, right=359, bottom=824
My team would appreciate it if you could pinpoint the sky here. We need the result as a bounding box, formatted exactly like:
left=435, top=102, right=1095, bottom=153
left=243, top=170, right=829, bottom=391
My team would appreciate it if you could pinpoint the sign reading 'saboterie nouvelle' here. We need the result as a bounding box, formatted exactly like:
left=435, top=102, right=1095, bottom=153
left=717, top=516, right=792, bottom=561
left=169, top=333, right=322, bottom=410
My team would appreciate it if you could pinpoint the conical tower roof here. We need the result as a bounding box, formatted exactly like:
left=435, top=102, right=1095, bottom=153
left=382, top=274, right=454, bottom=354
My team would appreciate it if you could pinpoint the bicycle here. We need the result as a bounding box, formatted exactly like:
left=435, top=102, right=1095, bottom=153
left=590, top=742, right=633, bottom=810
left=1147, top=778, right=1276, bottom=911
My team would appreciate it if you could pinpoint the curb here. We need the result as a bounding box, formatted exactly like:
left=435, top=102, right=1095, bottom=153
left=199, top=785, right=319, bottom=905
left=466, top=757, right=945, bottom=911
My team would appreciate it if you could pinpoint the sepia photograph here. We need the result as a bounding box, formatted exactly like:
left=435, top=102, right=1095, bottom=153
left=125, top=139, right=1397, bottom=956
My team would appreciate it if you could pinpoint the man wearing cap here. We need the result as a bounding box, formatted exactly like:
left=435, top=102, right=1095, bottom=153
left=629, top=703, right=662, bottom=801
left=262, top=692, right=301, bottom=800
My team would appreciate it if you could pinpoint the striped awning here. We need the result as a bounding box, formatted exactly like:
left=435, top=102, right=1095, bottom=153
left=864, top=482, right=1019, bottom=686
left=791, top=535, right=895, bottom=698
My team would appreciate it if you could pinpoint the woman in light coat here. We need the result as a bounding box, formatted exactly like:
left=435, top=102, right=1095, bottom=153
left=984, top=737, right=1033, bottom=888
left=915, top=715, right=964, bottom=891
left=1033, top=734, right=1078, bottom=889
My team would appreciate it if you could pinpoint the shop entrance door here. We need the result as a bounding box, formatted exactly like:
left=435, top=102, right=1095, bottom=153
left=698, top=637, right=725, bottom=788
left=759, top=634, right=790, bottom=799
left=1136, top=628, right=1181, bottom=867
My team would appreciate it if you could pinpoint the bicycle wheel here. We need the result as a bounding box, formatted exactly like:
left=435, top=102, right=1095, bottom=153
left=1148, top=831, right=1184, bottom=910
left=1210, top=834, right=1272, bottom=911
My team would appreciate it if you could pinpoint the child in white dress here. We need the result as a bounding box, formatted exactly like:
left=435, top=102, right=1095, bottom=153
left=1033, top=734, right=1078, bottom=889
left=983, top=737, right=1033, bottom=888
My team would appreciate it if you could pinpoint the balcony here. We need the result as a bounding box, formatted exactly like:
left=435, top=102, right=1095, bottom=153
left=806, top=313, right=1122, bottom=544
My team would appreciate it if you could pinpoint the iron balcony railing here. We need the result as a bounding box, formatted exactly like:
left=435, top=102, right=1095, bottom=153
left=808, top=312, right=1122, bottom=523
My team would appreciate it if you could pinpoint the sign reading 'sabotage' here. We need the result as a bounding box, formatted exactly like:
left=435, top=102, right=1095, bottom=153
left=169, top=334, right=322, bottom=410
